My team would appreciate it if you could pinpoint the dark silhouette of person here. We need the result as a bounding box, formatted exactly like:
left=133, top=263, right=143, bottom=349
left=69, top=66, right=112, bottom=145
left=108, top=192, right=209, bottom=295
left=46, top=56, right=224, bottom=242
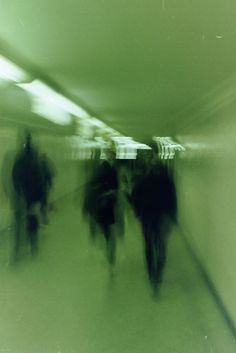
left=82, top=148, right=102, bottom=239
left=129, top=156, right=177, bottom=292
left=83, top=149, right=119, bottom=266
left=11, top=132, right=45, bottom=260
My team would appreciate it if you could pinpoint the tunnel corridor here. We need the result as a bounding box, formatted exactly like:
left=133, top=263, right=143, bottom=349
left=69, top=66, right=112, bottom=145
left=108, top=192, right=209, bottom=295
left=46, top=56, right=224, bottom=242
left=0, top=1, right=236, bottom=352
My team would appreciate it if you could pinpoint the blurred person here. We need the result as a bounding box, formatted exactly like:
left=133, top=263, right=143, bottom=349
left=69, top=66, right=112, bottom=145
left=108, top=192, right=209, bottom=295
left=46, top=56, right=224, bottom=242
left=96, top=149, right=119, bottom=266
left=1, top=145, right=16, bottom=208
left=128, top=153, right=177, bottom=293
left=82, top=147, right=101, bottom=238
left=11, top=132, right=46, bottom=261
left=83, top=148, right=119, bottom=266
left=113, top=159, right=129, bottom=240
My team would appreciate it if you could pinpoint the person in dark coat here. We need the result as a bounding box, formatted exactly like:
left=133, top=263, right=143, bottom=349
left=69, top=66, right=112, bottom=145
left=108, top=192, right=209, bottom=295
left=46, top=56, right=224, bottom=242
left=11, top=132, right=45, bottom=260
left=83, top=149, right=119, bottom=266
left=129, top=156, right=177, bottom=292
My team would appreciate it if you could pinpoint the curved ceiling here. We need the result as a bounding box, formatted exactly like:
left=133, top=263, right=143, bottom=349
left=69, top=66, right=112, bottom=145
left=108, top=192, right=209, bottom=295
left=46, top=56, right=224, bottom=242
left=0, top=0, right=235, bottom=140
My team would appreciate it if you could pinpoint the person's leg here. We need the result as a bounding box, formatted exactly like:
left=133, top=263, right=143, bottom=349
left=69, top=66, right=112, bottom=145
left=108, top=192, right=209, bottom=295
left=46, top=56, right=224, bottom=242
left=103, top=224, right=116, bottom=266
left=155, top=217, right=172, bottom=283
left=12, top=196, right=25, bottom=263
left=89, top=217, right=98, bottom=240
left=156, top=233, right=168, bottom=284
left=27, top=203, right=40, bottom=255
left=142, top=223, right=155, bottom=283
left=12, top=210, right=22, bottom=262
left=40, top=193, right=49, bottom=225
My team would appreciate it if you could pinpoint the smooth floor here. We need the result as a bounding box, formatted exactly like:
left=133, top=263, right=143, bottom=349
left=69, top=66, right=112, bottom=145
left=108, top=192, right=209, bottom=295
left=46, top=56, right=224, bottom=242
left=0, top=195, right=235, bottom=353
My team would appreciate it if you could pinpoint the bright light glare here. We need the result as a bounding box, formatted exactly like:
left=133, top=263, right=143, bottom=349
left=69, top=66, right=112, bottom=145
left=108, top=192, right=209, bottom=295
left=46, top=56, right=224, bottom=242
left=0, top=56, right=28, bottom=82
left=18, top=80, right=90, bottom=120
left=153, top=136, right=185, bottom=159
left=33, top=97, right=71, bottom=125
left=90, top=117, right=106, bottom=128
left=112, top=136, right=151, bottom=150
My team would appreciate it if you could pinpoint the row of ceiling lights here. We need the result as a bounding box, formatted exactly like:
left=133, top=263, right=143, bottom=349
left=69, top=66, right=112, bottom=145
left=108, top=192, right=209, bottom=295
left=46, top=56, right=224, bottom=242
left=0, top=55, right=185, bottom=159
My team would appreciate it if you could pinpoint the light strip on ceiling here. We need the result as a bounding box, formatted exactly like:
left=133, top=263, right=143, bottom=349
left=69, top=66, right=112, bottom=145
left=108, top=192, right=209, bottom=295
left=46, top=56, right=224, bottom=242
left=153, top=136, right=185, bottom=159
left=18, top=80, right=90, bottom=120
left=0, top=55, right=28, bottom=82
left=0, top=56, right=131, bottom=137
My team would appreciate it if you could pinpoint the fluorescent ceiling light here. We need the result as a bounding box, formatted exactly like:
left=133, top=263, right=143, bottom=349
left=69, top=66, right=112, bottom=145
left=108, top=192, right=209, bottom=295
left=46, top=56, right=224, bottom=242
left=18, top=80, right=90, bottom=119
left=153, top=136, right=185, bottom=159
left=32, top=97, right=71, bottom=125
left=134, top=143, right=152, bottom=150
left=104, top=127, right=121, bottom=136
left=112, top=136, right=133, bottom=142
left=112, top=136, right=151, bottom=150
left=15, top=79, right=121, bottom=133
left=0, top=57, right=124, bottom=134
left=153, top=136, right=185, bottom=151
left=0, top=55, right=28, bottom=82
left=90, top=117, right=106, bottom=128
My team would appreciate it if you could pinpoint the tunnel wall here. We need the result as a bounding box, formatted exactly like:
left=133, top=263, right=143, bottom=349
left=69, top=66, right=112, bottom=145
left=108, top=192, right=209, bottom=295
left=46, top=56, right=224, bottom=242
left=174, top=79, right=236, bottom=328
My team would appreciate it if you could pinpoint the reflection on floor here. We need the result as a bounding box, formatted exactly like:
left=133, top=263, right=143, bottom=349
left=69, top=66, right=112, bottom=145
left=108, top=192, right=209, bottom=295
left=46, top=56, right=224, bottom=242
left=0, top=195, right=235, bottom=353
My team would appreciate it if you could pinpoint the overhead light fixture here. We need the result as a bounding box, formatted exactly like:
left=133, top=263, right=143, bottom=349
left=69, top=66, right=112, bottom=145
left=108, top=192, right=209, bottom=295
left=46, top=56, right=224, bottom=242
left=90, top=117, right=106, bottom=128
left=18, top=80, right=90, bottom=120
left=112, top=136, right=151, bottom=159
left=0, top=57, right=136, bottom=138
left=112, top=136, right=151, bottom=149
left=32, top=97, right=71, bottom=125
left=0, top=55, right=29, bottom=83
left=153, top=136, right=185, bottom=159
